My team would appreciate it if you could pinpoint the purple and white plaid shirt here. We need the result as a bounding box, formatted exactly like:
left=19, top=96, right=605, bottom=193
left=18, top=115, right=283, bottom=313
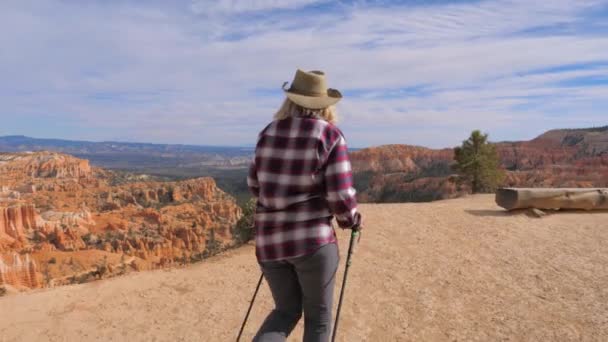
left=247, top=113, right=360, bottom=262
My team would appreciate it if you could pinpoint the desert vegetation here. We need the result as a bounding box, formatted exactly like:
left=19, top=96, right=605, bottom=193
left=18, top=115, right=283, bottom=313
left=453, top=130, right=505, bottom=193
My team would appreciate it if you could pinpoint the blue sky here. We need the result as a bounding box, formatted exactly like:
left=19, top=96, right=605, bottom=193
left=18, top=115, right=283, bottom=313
left=1, top=0, right=607, bottom=148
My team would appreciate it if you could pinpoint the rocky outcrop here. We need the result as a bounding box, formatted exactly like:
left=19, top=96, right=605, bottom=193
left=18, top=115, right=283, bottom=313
left=0, top=152, right=100, bottom=194
left=496, top=128, right=608, bottom=189
left=352, top=127, right=608, bottom=202
left=0, top=204, right=37, bottom=243
left=530, top=126, right=608, bottom=156
left=0, top=152, right=243, bottom=291
left=49, top=226, right=87, bottom=251
left=0, top=254, right=40, bottom=289
left=99, top=177, right=230, bottom=210
left=88, top=183, right=241, bottom=264
left=39, top=207, right=94, bottom=229
left=351, top=144, right=453, bottom=174
left=351, top=145, right=462, bottom=202
left=0, top=152, right=91, bottom=179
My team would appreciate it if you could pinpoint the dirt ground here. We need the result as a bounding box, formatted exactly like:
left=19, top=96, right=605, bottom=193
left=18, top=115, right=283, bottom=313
left=1, top=195, right=607, bottom=341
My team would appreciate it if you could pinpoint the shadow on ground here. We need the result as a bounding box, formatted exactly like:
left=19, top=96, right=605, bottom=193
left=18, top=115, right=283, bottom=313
left=466, top=208, right=608, bottom=218
left=465, top=209, right=511, bottom=217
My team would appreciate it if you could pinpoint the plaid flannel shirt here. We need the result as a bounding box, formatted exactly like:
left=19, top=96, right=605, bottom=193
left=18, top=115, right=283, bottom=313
left=247, top=114, right=359, bottom=262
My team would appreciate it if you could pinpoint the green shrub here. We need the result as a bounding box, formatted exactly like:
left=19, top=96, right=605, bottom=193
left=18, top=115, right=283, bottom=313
left=232, top=198, right=256, bottom=245
left=203, top=228, right=223, bottom=257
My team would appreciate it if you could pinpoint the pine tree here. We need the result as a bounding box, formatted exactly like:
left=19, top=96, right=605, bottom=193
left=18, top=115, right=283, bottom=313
left=453, top=130, right=505, bottom=193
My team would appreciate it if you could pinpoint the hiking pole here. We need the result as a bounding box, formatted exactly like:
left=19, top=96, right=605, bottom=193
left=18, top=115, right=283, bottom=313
left=332, top=229, right=361, bottom=342
left=236, top=272, right=264, bottom=342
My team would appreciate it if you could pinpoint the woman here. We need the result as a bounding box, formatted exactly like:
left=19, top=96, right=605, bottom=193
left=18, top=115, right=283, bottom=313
left=247, top=69, right=362, bottom=342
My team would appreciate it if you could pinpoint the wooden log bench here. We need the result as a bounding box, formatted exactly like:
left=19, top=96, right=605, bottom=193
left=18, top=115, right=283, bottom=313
left=495, top=188, right=608, bottom=211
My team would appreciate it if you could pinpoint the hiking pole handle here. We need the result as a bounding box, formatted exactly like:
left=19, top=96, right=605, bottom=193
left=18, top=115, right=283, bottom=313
left=349, top=229, right=361, bottom=256
left=346, top=230, right=360, bottom=262
left=348, top=212, right=362, bottom=255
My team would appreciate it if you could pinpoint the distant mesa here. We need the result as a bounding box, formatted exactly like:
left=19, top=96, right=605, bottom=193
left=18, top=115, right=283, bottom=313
left=0, top=151, right=92, bottom=181
left=0, top=135, right=253, bottom=171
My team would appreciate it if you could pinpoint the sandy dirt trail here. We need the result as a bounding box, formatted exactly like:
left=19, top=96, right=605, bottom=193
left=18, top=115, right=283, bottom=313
left=1, top=195, right=608, bottom=341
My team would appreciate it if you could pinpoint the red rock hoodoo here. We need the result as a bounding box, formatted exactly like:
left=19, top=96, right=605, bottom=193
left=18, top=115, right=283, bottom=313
left=0, top=151, right=242, bottom=291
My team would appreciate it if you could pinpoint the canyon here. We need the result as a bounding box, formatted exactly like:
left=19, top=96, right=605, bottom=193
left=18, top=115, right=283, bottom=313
left=2, top=126, right=607, bottom=291
left=351, top=126, right=608, bottom=202
left=0, top=152, right=242, bottom=291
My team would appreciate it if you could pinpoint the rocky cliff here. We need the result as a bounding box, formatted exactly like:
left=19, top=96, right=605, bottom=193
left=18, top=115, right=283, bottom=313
left=0, top=253, right=40, bottom=289
left=351, top=144, right=454, bottom=173
left=0, top=152, right=243, bottom=291
left=0, top=152, right=92, bottom=180
left=0, top=204, right=37, bottom=246
left=352, top=127, right=608, bottom=202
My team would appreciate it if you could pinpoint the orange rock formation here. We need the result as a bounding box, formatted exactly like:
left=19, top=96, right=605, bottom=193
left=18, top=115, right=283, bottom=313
left=0, top=204, right=37, bottom=242
left=352, top=128, right=608, bottom=202
left=0, top=253, right=41, bottom=289
left=0, top=151, right=242, bottom=291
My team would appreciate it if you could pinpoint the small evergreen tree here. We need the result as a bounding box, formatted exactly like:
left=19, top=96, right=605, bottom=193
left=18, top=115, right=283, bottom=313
left=453, top=130, right=505, bottom=193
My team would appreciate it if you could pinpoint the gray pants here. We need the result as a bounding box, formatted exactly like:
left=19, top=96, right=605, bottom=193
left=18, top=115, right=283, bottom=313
left=253, top=243, right=339, bottom=342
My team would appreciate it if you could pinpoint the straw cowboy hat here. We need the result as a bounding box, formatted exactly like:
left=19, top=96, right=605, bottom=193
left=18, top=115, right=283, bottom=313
left=282, top=69, right=342, bottom=109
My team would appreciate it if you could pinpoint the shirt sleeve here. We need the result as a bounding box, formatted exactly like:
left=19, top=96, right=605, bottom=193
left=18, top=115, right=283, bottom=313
left=247, top=158, right=260, bottom=198
left=323, top=131, right=360, bottom=229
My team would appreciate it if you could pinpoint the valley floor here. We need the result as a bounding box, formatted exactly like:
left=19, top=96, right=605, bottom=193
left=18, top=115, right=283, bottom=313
left=1, top=195, right=608, bottom=341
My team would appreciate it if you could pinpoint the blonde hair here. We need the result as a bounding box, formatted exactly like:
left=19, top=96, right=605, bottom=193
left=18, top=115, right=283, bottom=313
left=274, top=98, right=338, bottom=124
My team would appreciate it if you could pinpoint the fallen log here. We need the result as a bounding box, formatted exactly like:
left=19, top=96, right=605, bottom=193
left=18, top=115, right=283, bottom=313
left=496, top=188, right=608, bottom=211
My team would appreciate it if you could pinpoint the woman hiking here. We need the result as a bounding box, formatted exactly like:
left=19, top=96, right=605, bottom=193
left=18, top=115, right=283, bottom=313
left=247, top=69, right=362, bottom=342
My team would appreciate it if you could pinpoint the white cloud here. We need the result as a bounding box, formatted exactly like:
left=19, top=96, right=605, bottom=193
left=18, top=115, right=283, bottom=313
left=1, top=0, right=607, bottom=147
left=190, top=0, right=328, bottom=14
